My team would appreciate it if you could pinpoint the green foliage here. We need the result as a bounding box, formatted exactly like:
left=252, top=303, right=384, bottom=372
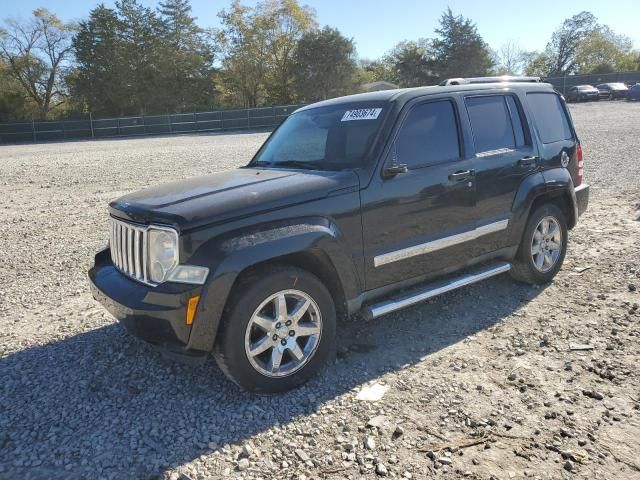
left=0, top=59, right=31, bottom=121
left=70, top=0, right=217, bottom=116
left=157, top=0, right=217, bottom=111
left=292, top=27, right=358, bottom=101
left=575, top=27, right=636, bottom=74
left=523, top=11, right=640, bottom=77
left=0, top=8, right=75, bottom=119
left=2, top=3, right=639, bottom=122
left=218, top=0, right=316, bottom=107
left=430, top=8, right=494, bottom=79
left=384, top=40, right=434, bottom=87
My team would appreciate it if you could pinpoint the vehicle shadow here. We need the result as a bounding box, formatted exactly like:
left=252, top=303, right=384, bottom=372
left=0, top=275, right=543, bottom=479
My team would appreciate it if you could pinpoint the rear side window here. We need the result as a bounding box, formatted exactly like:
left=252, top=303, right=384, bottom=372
left=465, top=96, right=516, bottom=153
left=395, top=100, right=460, bottom=168
left=527, top=93, right=573, bottom=143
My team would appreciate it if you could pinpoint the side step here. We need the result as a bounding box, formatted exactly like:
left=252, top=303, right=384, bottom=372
left=364, top=262, right=511, bottom=320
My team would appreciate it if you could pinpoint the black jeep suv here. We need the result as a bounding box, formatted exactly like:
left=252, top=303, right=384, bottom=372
left=89, top=79, right=590, bottom=393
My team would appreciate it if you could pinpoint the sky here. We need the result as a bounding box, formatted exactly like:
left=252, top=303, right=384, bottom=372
left=2, top=0, right=639, bottom=59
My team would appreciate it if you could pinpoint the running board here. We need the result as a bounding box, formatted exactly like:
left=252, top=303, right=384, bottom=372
left=364, top=262, right=512, bottom=320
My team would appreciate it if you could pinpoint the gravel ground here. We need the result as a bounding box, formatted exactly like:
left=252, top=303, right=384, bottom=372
left=1, top=101, right=639, bottom=480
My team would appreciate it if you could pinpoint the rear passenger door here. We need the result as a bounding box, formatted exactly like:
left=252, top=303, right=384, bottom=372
left=464, top=93, right=538, bottom=255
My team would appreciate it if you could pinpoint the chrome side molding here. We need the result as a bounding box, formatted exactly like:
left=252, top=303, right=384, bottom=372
left=374, top=219, right=509, bottom=268
left=364, top=262, right=511, bottom=319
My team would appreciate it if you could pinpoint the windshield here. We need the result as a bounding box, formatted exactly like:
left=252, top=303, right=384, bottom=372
left=608, top=83, right=627, bottom=89
left=251, top=103, right=386, bottom=170
left=577, top=85, right=594, bottom=90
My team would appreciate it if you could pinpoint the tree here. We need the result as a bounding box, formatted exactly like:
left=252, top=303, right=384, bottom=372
left=359, top=58, right=394, bottom=84
left=157, top=0, right=217, bottom=111
left=0, top=59, right=30, bottom=121
left=430, top=8, right=493, bottom=79
left=218, top=0, right=316, bottom=107
left=116, top=0, right=164, bottom=114
left=494, top=41, right=528, bottom=75
left=545, top=11, right=598, bottom=76
left=384, top=40, right=434, bottom=87
left=292, top=26, right=358, bottom=101
left=575, top=26, right=635, bottom=73
left=71, top=5, right=126, bottom=115
left=0, top=8, right=75, bottom=118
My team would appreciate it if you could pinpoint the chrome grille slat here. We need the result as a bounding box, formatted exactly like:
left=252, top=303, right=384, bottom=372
left=134, top=230, right=141, bottom=279
left=109, top=218, right=152, bottom=285
left=127, top=228, right=134, bottom=274
left=142, top=230, right=148, bottom=283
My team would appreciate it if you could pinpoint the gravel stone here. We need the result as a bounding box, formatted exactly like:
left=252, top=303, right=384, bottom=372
left=0, top=102, right=639, bottom=479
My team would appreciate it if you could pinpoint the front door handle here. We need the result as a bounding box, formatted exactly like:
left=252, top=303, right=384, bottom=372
left=448, top=169, right=474, bottom=181
left=518, top=156, right=538, bottom=166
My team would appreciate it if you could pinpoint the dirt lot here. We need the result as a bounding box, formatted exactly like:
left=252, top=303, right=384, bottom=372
left=1, top=101, right=639, bottom=480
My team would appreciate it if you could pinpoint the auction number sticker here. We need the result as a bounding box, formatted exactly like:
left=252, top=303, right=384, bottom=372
left=341, top=108, right=382, bottom=122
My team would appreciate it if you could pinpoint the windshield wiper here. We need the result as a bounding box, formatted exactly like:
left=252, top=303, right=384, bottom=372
left=253, top=160, right=327, bottom=170
left=275, top=160, right=324, bottom=170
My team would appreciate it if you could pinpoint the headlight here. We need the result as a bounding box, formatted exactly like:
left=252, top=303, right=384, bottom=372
left=147, top=226, right=209, bottom=285
left=148, top=227, right=179, bottom=284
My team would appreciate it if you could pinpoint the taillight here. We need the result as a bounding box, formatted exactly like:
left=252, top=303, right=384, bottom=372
left=576, top=144, right=583, bottom=186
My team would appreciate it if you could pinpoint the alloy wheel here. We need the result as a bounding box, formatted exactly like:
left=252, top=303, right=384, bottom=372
left=531, top=216, right=563, bottom=273
left=244, top=289, right=322, bottom=378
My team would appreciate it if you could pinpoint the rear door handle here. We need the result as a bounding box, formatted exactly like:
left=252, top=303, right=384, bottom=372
left=448, top=170, right=474, bottom=181
left=518, top=156, right=538, bottom=166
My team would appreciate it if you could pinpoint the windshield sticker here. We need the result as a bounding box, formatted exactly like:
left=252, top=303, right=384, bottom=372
left=341, top=108, right=382, bottom=122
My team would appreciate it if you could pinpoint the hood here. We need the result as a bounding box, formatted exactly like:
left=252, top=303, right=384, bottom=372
left=109, top=168, right=360, bottom=230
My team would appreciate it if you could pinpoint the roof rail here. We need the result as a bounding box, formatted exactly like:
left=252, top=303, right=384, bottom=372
left=438, top=76, right=541, bottom=86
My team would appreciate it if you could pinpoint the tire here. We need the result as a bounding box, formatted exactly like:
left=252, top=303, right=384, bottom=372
left=214, top=266, right=336, bottom=394
left=510, top=203, right=568, bottom=285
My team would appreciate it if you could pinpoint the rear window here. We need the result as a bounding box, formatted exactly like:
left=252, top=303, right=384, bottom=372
left=526, top=93, right=573, bottom=144
left=465, top=95, right=516, bottom=153
left=395, top=100, right=460, bottom=168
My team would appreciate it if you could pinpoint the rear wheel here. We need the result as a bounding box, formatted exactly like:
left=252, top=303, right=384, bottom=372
left=214, top=266, right=336, bottom=394
left=510, top=204, right=568, bottom=285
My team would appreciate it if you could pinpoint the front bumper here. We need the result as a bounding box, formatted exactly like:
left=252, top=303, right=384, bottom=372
left=88, top=248, right=207, bottom=361
left=575, top=183, right=589, bottom=217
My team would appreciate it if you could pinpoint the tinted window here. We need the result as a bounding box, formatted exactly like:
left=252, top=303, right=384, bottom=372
left=505, top=96, right=527, bottom=148
left=465, top=96, right=515, bottom=153
left=395, top=101, right=460, bottom=168
left=527, top=93, right=573, bottom=144
left=253, top=103, right=385, bottom=169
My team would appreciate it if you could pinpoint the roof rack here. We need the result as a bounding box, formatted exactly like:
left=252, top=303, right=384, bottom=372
left=438, top=76, right=541, bottom=86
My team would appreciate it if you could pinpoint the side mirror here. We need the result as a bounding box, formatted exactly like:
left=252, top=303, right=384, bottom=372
left=383, top=164, right=408, bottom=177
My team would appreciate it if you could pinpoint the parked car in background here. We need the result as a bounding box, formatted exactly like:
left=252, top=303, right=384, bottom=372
left=596, top=83, right=629, bottom=100
left=626, top=83, right=640, bottom=101
left=566, top=85, right=600, bottom=102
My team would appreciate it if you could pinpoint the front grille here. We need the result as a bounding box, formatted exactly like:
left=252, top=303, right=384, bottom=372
left=109, top=218, right=149, bottom=284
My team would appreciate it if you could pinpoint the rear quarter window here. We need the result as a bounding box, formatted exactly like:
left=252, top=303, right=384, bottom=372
left=527, top=92, right=573, bottom=143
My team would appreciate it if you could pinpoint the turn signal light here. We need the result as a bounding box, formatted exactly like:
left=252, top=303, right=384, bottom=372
left=186, top=296, right=200, bottom=325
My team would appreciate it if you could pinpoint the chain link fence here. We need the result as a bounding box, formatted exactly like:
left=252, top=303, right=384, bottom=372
left=0, top=104, right=305, bottom=145
left=546, top=71, right=640, bottom=95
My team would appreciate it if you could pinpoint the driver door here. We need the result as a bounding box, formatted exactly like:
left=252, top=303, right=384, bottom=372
left=360, top=97, right=478, bottom=290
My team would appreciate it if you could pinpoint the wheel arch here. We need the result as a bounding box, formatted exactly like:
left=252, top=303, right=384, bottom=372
left=508, top=169, right=578, bottom=247
left=186, top=220, right=361, bottom=353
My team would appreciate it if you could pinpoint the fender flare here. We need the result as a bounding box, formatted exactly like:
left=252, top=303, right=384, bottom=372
left=186, top=218, right=361, bottom=353
left=507, top=169, right=578, bottom=246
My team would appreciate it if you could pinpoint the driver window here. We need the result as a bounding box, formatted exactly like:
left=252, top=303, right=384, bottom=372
left=393, top=100, right=461, bottom=169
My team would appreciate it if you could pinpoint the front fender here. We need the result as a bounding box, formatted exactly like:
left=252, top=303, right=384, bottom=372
left=185, top=218, right=361, bottom=353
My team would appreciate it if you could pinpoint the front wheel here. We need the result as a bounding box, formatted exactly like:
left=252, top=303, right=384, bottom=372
left=510, top=204, right=568, bottom=285
left=214, top=266, right=336, bottom=394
